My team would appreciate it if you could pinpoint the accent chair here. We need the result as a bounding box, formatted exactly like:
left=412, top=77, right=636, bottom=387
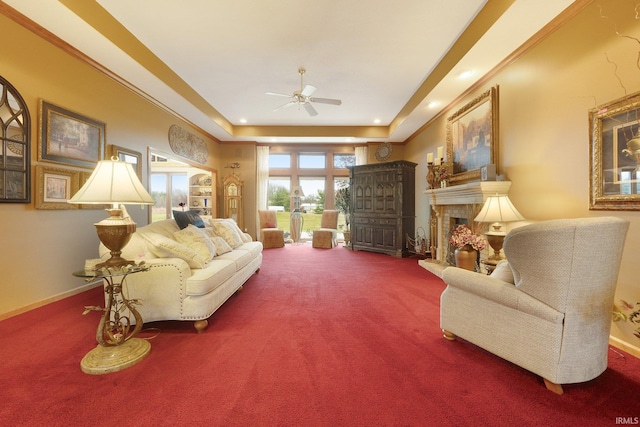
left=258, top=210, right=285, bottom=249
left=312, top=210, right=339, bottom=249
left=440, top=217, right=629, bottom=394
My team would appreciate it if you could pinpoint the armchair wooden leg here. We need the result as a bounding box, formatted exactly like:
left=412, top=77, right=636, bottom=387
left=194, top=319, right=208, bottom=334
left=442, top=329, right=456, bottom=341
left=543, top=378, right=564, bottom=395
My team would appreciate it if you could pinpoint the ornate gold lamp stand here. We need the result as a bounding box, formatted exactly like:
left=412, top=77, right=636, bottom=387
left=75, top=265, right=150, bottom=375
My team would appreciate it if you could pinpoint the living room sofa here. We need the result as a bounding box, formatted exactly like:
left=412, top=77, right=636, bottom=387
left=99, top=217, right=262, bottom=333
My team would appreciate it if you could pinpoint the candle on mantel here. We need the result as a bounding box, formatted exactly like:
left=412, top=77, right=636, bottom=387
left=427, top=152, right=434, bottom=163
left=437, top=146, right=444, bottom=159
left=435, top=158, right=441, bottom=166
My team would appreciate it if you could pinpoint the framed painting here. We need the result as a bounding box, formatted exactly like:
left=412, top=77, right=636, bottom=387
left=39, top=100, right=105, bottom=168
left=446, top=86, right=499, bottom=183
left=589, top=91, right=640, bottom=210
left=107, top=144, right=142, bottom=179
left=35, top=165, right=79, bottom=209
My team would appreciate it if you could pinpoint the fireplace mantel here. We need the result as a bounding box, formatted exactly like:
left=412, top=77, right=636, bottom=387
left=425, top=181, right=512, bottom=205
left=422, top=181, right=512, bottom=270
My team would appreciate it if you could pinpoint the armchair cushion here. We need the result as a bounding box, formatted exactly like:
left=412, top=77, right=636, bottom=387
left=490, top=261, right=515, bottom=284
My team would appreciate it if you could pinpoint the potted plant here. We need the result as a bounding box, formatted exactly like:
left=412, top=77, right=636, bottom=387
left=449, top=224, right=487, bottom=271
left=335, top=183, right=351, bottom=246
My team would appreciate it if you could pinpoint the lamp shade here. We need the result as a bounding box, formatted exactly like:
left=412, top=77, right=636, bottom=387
left=291, top=186, right=304, bottom=198
left=474, top=194, right=524, bottom=224
left=68, top=159, right=154, bottom=205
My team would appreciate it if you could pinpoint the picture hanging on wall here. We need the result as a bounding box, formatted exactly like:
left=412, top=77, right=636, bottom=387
left=589, top=91, right=640, bottom=210
left=35, top=165, right=79, bottom=210
left=39, top=100, right=105, bottom=168
left=446, top=86, right=499, bottom=184
left=107, top=144, right=143, bottom=179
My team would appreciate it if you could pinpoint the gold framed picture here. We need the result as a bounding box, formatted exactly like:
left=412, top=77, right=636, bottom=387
left=446, top=86, right=499, bottom=184
left=107, top=144, right=143, bottom=179
left=589, top=91, right=640, bottom=210
left=35, top=165, right=79, bottom=209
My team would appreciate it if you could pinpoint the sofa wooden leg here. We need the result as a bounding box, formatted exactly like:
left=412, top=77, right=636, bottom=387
left=194, top=319, right=208, bottom=334
left=235, top=285, right=244, bottom=294
left=543, top=378, right=564, bottom=395
left=255, top=268, right=260, bottom=274
left=442, top=329, right=456, bottom=341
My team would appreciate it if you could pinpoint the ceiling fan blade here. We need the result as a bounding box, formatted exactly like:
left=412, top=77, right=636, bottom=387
left=273, top=101, right=296, bottom=111
left=301, top=85, right=316, bottom=97
left=310, top=97, right=342, bottom=106
left=265, top=91, right=293, bottom=98
left=303, top=102, right=318, bottom=116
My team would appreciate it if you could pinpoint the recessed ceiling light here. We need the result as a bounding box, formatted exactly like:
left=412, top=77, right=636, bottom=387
left=239, top=118, right=247, bottom=124
left=458, top=70, right=475, bottom=79
left=346, top=137, right=353, bottom=142
left=374, top=119, right=381, bottom=124
left=271, top=138, right=277, bottom=142
left=427, top=101, right=439, bottom=109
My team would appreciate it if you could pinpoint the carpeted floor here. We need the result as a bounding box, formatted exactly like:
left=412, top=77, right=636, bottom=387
left=1, top=243, right=639, bottom=426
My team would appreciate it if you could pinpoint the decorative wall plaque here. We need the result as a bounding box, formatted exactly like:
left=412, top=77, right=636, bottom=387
left=168, top=124, right=208, bottom=164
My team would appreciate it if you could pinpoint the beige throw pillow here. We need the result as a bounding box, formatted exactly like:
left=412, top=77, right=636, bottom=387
left=490, top=260, right=515, bottom=284
left=141, top=232, right=206, bottom=269
left=211, top=236, right=233, bottom=255
left=174, top=224, right=216, bottom=262
left=209, top=218, right=244, bottom=248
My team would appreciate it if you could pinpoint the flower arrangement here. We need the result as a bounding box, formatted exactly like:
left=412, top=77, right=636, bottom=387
left=435, top=165, right=449, bottom=183
left=449, top=224, right=487, bottom=251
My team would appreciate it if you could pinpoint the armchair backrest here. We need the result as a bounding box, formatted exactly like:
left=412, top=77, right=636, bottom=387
left=258, top=210, right=278, bottom=229
left=504, top=217, right=628, bottom=314
left=320, top=210, right=339, bottom=229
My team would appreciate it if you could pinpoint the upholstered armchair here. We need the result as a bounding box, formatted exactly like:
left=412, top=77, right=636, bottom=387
left=258, top=210, right=284, bottom=249
left=440, top=217, right=629, bottom=394
left=312, top=210, right=339, bottom=249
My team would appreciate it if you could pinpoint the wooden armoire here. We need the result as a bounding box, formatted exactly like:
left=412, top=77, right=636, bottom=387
left=349, top=160, right=417, bottom=257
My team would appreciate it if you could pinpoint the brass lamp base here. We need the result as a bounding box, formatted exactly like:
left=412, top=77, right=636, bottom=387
left=95, top=208, right=137, bottom=269
left=486, top=233, right=506, bottom=261
left=80, top=338, right=150, bottom=375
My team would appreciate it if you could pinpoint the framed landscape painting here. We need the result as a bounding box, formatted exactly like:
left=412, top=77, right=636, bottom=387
left=39, top=100, right=105, bottom=168
left=446, top=86, right=498, bottom=183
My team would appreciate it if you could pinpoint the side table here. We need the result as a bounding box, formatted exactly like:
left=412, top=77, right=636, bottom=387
left=480, top=258, right=499, bottom=275
left=74, top=264, right=150, bottom=375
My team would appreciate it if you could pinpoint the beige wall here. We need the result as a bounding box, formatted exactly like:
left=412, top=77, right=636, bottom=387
left=404, top=1, right=640, bottom=353
left=0, top=14, right=222, bottom=316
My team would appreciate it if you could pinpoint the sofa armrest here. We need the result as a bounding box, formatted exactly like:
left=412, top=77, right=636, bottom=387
left=120, top=258, right=192, bottom=322
left=442, top=267, right=563, bottom=324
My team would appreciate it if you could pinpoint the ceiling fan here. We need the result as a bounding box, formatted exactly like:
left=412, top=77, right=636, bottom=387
left=265, top=68, right=342, bottom=116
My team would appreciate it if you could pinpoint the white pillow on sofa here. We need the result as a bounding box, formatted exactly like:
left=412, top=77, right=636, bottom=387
left=211, top=236, right=233, bottom=255
left=140, top=232, right=206, bottom=269
left=209, top=218, right=244, bottom=248
left=490, top=260, right=515, bottom=284
left=174, top=224, right=216, bottom=262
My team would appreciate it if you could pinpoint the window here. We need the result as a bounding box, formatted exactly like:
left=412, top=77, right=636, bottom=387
left=333, top=154, right=355, bottom=168
left=269, top=153, right=291, bottom=169
left=299, top=177, right=325, bottom=213
left=299, top=153, right=326, bottom=169
left=150, top=172, right=188, bottom=222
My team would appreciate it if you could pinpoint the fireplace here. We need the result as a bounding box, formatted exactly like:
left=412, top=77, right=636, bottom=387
left=422, top=181, right=512, bottom=274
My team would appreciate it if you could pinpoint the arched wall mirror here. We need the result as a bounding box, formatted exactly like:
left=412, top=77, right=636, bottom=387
left=148, top=148, right=217, bottom=223
left=0, top=76, right=30, bottom=203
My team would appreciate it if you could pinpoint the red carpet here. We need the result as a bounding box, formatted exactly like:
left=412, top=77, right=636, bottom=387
left=1, top=243, right=640, bottom=426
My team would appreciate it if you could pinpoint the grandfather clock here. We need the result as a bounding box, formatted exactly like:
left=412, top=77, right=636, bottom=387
left=223, top=174, right=243, bottom=229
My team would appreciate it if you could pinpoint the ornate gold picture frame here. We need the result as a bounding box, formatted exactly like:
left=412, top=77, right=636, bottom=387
left=589, top=91, right=640, bottom=210
left=446, top=86, right=499, bottom=183
left=35, top=165, right=79, bottom=209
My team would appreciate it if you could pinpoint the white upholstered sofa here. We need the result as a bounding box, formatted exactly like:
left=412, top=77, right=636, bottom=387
left=440, top=217, right=629, bottom=394
left=99, top=216, right=262, bottom=333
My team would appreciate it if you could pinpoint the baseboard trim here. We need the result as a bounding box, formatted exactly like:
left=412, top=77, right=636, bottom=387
left=609, top=335, right=640, bottom=359
left=0, top=280, right=102, bottom=321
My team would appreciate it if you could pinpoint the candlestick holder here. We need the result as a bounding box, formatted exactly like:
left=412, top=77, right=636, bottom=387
left=426, top=162, right=436, bottom=189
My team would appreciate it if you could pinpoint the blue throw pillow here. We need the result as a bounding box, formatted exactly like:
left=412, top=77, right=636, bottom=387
left=173, top=210, right=206, bottom=229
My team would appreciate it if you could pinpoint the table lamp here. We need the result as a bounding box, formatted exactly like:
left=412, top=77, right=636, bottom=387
left=474, top=194, right=524, bottom=261
left=290, top=185, right=304, bottom=243
left=68, top=157, right=154, bottom=269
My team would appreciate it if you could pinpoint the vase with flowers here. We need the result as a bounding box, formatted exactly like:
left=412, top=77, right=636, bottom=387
left=435, top=165, right=449, bottom=187
left=449, top=224, right=487, bottom=271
